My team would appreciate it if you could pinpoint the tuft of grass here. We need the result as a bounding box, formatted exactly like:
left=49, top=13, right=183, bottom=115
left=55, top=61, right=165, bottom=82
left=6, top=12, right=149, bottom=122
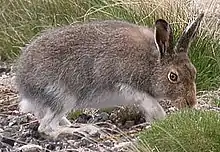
left=67, top=109, right=84, bottom=121
left=138, top=109, right=220, bottom=152
left=0, top=0, right=219, bottom=90
left=189, top=34, right=220, bottom=90
left=214, top=99, right=220, bottom=107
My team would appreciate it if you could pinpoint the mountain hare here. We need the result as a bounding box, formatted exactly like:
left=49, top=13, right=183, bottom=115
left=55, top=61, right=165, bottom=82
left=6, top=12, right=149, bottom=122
left=16, top=13, right=204, bottom=137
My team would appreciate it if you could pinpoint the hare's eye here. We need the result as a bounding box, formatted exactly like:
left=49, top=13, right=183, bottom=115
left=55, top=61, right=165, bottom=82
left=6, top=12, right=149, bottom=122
left=168, top=72, right=178, bottom=83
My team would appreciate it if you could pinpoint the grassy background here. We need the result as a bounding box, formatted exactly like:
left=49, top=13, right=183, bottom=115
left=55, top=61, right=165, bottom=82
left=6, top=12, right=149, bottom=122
left=0, top=0, right=219, bottom=91
left=138, top=109, right=220, bottom=152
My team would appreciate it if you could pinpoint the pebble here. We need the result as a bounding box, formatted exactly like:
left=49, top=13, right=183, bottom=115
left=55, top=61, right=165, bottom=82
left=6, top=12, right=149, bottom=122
left=89, top=112, right=110, bottom=123
left=124, top=121, right=135, bottom=129
left=18, top=144, right=43, bottom=152
left=76, top=114, right=92, bottom=123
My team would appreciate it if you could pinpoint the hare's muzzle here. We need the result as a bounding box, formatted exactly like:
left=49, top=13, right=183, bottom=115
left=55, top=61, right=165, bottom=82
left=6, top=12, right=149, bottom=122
left=175, top=93, right=197, bottom=109
left=186, top=95, right=197, bottom=108
left=187, top=83, right=197, bottom=108
left=176, top=81, right=197, bottom=109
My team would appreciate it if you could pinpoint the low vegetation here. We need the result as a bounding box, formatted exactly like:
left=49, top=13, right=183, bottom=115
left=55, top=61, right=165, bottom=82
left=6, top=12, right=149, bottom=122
left=138, top=109, right=220, bottom=152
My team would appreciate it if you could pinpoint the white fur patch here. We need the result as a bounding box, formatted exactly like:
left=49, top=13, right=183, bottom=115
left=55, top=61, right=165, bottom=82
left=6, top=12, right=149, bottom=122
left=19, top=98, right=33, bottom=113
left=19, top=98, right=47, bottom=119
left=154, top=27, right=160, bottom=53
left=117, top=83, right=166, bottom=121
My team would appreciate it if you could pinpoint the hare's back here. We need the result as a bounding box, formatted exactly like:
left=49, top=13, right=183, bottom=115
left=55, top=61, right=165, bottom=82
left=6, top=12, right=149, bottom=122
left=17, top=20, right=156, bottom=94
left=23, top=20, right=155, bottom=59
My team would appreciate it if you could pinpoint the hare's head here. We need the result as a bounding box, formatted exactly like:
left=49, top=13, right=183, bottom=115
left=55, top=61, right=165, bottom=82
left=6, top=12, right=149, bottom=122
left=150, top=13, right=204, bottom=109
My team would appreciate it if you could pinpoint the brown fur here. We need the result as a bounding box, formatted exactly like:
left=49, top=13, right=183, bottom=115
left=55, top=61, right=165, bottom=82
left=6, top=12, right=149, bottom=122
left=16, top=14, right=204, bottom=137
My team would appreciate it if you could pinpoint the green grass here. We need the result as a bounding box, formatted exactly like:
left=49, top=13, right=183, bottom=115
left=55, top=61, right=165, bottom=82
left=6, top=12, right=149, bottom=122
left=0, top=0, right=220, bottom=90
left=67, top=109, right=84, bottom=121
left=214, top=99, right=220, bottom=107
left=138, top=109, right=220, bottom=152
left=189, top=35, right=220, bottom=90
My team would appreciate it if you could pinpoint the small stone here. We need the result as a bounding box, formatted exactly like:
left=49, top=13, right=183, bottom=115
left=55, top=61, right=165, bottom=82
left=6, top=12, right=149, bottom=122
left=0, top=141, right=7, bottom=148
left=124, top=121, right=135, bottom=129
left=46, top=143, right=56, bottom=151
left=8, top=121, right=16, bottom=127
left=102, top=140, right=114, bottom=147
left=111, top=141, right=132, bottom=151
left=91, top=112, right=109, bottom=123
left=1, top=136, right=15, bottom=147
left=58, top=131, right=85, bottom=140
left=75, top=114, right=92, bottom=123
left=77, top=137, right=92, bottom=148
left=67, top=140, right=76, bottom=145
left=109, top=105, right=145, bottom=128
left=145, top=125, right=151, bottom=129
left=18, top=144, right=42, bottom=152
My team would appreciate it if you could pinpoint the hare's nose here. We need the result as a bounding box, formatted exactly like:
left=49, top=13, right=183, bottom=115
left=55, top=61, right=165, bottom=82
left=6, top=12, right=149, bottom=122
left=186, top=83, right=197, bottom=107
left=185, top=100, right=191, bottom=107
left=185, top=95, right=197, bottom=108
left=187, top=92, right=197, bottom=108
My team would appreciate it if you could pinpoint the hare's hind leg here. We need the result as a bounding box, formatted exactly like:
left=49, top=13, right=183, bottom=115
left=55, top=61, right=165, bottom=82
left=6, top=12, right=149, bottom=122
left=19, top=97, right=61, bottom=136
left=37, top=109, right=65, bottom=137
left=36, top=97, right=76, bottom=137
left=20, top=85, right=100, bottom=138
left=19, top=94, right=73, bottom=137
left=38, top=102, right=100, bottom=138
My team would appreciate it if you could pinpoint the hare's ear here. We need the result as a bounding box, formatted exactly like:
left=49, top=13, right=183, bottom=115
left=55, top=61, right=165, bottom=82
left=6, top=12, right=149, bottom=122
left=154, top=19, right=174, bottom=57
left=175, top=13, right=204, bottom=53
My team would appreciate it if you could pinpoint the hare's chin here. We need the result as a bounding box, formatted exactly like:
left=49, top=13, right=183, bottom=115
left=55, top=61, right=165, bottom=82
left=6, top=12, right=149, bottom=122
left=173, top=98, right=191, bottom=109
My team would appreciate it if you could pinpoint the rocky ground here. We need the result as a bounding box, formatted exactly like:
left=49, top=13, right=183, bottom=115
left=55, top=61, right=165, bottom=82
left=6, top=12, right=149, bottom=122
left=0, top=64, right=219, bottom=152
